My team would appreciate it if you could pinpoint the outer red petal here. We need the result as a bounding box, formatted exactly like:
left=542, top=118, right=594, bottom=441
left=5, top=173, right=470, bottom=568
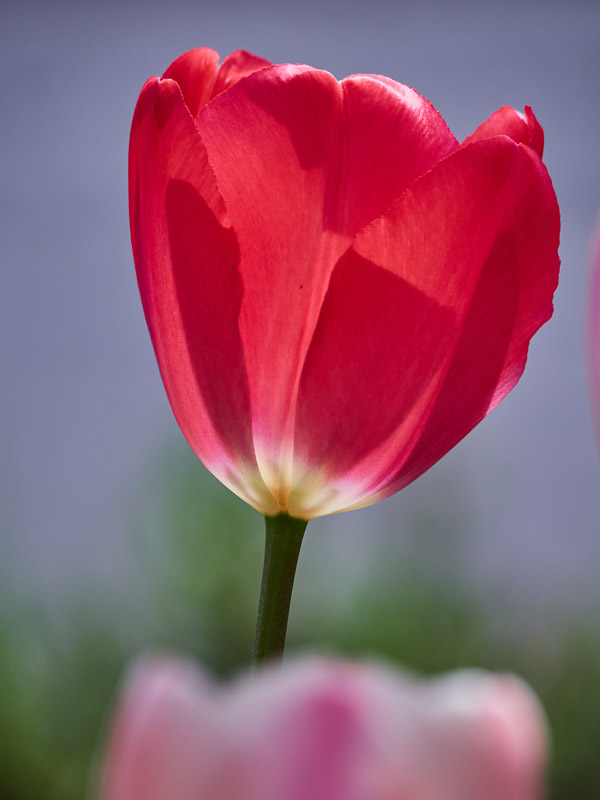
left=331, top=74, right=458, bottom=234
left=129, top=76, right=276, bottom=513
left=161, top=48, right=272, bottom=118
left=291, top=137, right=559, bottom=516
left=381, top=146, right=559, bottom=502
left=212, top=49, right=272, bottom=97
left=162, top=48, right=221, bottom=117
left=462, top=105, right=544, bottom=157
left=196, top=65, right=457, bottom=505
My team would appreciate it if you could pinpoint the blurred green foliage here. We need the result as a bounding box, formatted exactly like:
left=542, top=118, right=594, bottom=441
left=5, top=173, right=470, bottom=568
left=0, top=450, right=598, bottom=799
left=0, top=605, right=126, bottom=800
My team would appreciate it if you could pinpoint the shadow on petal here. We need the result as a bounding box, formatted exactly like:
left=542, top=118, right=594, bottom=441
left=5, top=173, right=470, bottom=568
left=295, top=249, right=456, bottom=480
left=166, top=179, right=255, bottom=465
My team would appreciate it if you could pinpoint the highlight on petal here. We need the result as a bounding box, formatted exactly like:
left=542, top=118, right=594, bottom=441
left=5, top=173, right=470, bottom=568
left=98, top=656, right=548, bottom=800
left=196, top=64, right=346, bottom=504
left=462, top=105, right=544, bottom=157
left=130, top=48, right=560, bottom=518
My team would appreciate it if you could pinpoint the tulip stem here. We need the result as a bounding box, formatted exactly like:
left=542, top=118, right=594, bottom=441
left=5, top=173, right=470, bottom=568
left=252, top=513, right=308, bottom=670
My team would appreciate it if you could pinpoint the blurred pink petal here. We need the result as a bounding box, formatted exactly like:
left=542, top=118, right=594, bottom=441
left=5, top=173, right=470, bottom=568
left=98, top=656, right=226, bottom=800
left=99, top=656, right=547, bottom=800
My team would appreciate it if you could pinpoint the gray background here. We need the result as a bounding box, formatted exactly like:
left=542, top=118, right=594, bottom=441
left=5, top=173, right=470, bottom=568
left=2, top=0, right=599, bottom=622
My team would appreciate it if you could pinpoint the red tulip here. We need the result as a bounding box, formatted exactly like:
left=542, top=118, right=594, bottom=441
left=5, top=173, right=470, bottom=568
left=129, top=48, right=560, bottom=520
left=99, top=655, right=547, bottom=800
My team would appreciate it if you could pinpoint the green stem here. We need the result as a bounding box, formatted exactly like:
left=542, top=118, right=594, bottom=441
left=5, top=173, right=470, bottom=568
left=251, top=513, right=308, bottom=669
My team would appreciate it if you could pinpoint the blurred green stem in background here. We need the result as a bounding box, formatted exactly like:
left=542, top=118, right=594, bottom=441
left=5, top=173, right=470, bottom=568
left=251, top=513, right=308, bottom=668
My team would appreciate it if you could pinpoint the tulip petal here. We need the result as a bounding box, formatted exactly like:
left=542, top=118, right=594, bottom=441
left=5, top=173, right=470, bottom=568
left=196, top=65, right=457, bottom=506
left=331, top=74, right=458, bottom=234
left=161, top=48, right=272, bottom=119
left=129, top=75, right=276, bottom=513
left=99, top=658, right=222, bottom=800
left=380, top=141, right=559, bottom=501
left=476, top=676, right=547, bottom=800
left=162, top=48, right=221, bottom=117
left=212, top=49, right=272, bottom=97
left=292, top=136, right=559, bottom=515
left=164, top=179, right=255, bottom=467
left=417, top=671, right=547, bottom=800
left=100, top=657, right=547, bottom=800
left=252, top=683, right=368, bottom=800
left=196, top=65, right=343, bottom=502
left=290, top=248, right=456, bottom=517
left=462, top=105, right=544, bottom=157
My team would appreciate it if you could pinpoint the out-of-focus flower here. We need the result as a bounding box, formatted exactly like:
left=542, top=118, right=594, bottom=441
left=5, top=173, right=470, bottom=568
left=99, top=655, right=547, bottom=800
left=130, top=48, right=560, bottom=519
left=589, top=217, right=600, bottom=443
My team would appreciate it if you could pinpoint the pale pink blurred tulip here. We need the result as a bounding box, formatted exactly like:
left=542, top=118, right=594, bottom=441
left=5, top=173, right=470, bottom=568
left=589, top=217, right=600, bottom=444
left=99, top=656, right=547, bottom=800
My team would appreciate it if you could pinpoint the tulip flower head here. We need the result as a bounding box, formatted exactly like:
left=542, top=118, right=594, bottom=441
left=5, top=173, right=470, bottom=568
left=99, top=655, right=548, bottom=800
left=130, top=49, right=560, bottom=520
